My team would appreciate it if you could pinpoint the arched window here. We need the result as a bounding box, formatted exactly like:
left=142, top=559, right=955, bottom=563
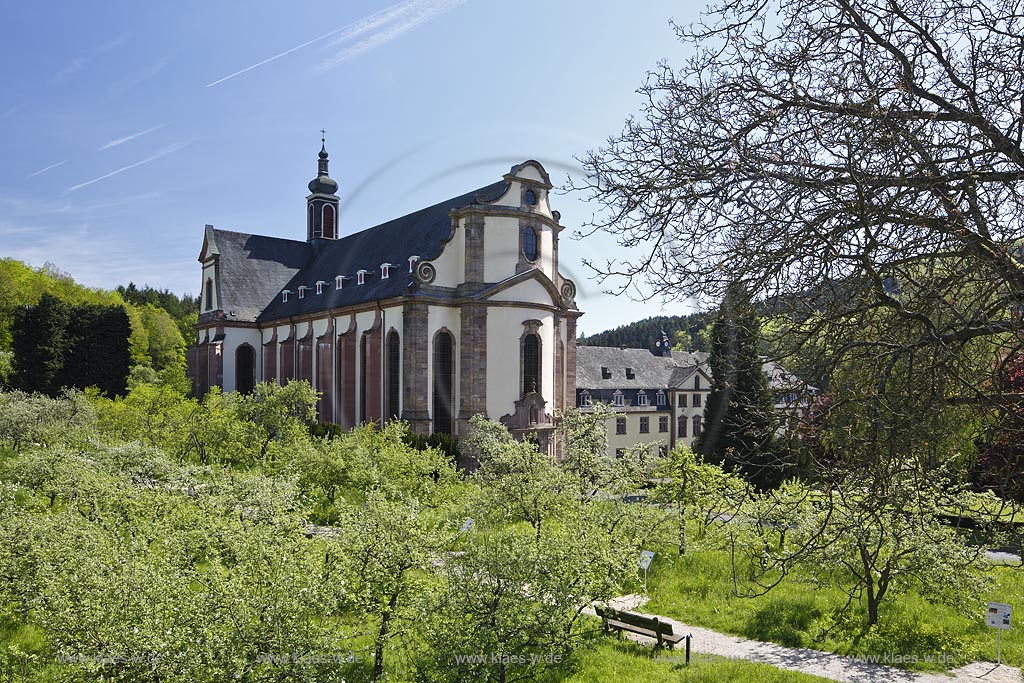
left=205, top=278, right=213, bottom=310
left=386, top=330, right=400, bottom=420
left=235, top=344, right=255, bottom=395
left=360, top=334, right=369, bottom=424
left=432, top=331, right=454, bottom=434
left=523, top=333, right=540, bottom=395
left=524, top=188, right=537, bottom=205
left=322, top=204, right=335, bottom=239
left=613, top=390, right=624, bottom=407
left=522, top=226, right=538, bottom=262
left=692, top=415, right=703, bottom=436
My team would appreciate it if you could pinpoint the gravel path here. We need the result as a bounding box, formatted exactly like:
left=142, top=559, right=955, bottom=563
left=585, top=595, right=1022, bottom=683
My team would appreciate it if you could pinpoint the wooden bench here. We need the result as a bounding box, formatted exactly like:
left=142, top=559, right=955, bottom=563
left=595, top=605, right=686, bottom=649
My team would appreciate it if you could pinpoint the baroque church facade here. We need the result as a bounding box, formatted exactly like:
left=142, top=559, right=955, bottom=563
left=187, top=144, right=581, bottom=453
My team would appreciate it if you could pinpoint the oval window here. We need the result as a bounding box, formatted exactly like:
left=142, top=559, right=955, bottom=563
left=522, top=226, right=538, bottom=262
left=524, top=188, right=537, bottom=205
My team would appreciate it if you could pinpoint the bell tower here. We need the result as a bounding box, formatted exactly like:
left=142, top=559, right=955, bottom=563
left=307, top=130, right=340, bottom=241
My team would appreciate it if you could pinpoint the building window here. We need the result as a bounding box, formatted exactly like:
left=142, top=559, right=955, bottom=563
left=678, top=415, right=688, bottom=438
left=205, top=278, right=213, bottom=310
left=335, top=275, right=345, bottom=289
left=693, top=415, right=702, bottom=436
left=659, top=416, right=668, bottom=433
left=235, top=345, right=255, bottom=395
left=433, top=331, right=454, bottom=434
left=626, top=367, right=635, bottom=380
left=386, top=330, right=400, bottom=420
left=659, top=445, right=668, bottom=458
left=695, top=376, right=701, bottom=390
left=523, top=333, right=540, bottom=395
left=615, top=448, right=625, bottom=458
left=381, top=263, right=394, bottom=279
left=281, top=290, right=290, bottom=303
left=637, top=390, right=648, bottom=406
left=693, top=393, right=702, bottom=407
left=356, top=270, right=366, bottom=286
left=524, top=188, right=537, bottom=205
left=656, top=390, right=666, bottom=406
left=522, top=226, right=538, bottom=262
left=579, top=391, right=592, bottom=407
left=640, top=417, right=649, bottom=434
left=315, top=281, right=324, bottom=295
left=601, top=366, right=612, bottom=379
left=408, top=256, right=419, bottom=273
left=613, top=390, right=624, bottom=407
left=679, top=393, right=687, bottom=408
left=322, top=204, right=335, bottom=239
left=298, top=286, right=308, bottom=299
left=616, top=417, right=626, bottom=435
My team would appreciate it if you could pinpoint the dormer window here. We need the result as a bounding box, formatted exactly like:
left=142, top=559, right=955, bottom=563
left=335, top=275, right=350, bottom=290
left=580, top=390, right=592, bottom=407
left=380, top=263, right=396, bottom=279
left=281, top=290, right=293, bottom=303
left=408, top=256, right=419, bottom=273
left=613, top=390, right=624, bottom=407
left=356, top=270, right=367, bottom=286
left=656, top=390, right=666, bottom=406
left=316, top=280, right=327, bottom=295
left=601, top=366, right=612, bottom=380
left=626, top=367, right=635, bottom=380
left=637, top=390, right=648, bottom=406
left=298, top=285, right=309, bottom=299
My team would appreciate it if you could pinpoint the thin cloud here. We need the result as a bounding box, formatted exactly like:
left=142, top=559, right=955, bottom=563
left=98, top=123, right=169, bottom=151
left=108, top=56, right=171, bottom=95
left=28, top=160, right=66, bottom=178
left=53, top=37, right=127, bottom=82
left=205, top=0, right=442, bottom=87
left=64, top=139, right=192, bottom=195
left=315, top=0, right=469, bottom=72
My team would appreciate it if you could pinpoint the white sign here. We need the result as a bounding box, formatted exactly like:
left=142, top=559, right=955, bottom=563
left=638, top=550, right=655, bottom=571
left=987, top=602, right=1012, bottom=631
left=460, top=518, right=474, bottom=533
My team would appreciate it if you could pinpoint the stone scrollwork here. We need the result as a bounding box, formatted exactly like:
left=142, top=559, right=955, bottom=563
left=560, top=278, right=577, bottom=305
left=414, top=260, right=437, bottom=285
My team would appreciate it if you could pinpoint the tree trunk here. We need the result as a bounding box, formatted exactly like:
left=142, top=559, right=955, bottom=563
left=678, top=500, right=686, bottom=556
left=372, top=579, right=403, bottom=681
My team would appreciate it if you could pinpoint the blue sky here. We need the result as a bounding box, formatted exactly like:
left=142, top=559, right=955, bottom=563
left=1, top=0, right=704, bottom=336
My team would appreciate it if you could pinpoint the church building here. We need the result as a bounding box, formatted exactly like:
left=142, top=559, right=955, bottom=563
left=187, top=142, right=581, bottom=453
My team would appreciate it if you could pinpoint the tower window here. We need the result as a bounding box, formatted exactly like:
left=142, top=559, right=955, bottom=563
left=523, top=333, right=540, bottom=395
left=524, top=188, right=537, bottom=205
left=522, top=226, right=538, bottom=262
left=322, top=204, right=335, bottom=239
left=205, top=278, right=213, bottom=310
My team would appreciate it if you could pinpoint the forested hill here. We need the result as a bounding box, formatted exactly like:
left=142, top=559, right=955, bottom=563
left=577, top=311, right=716, bottom=351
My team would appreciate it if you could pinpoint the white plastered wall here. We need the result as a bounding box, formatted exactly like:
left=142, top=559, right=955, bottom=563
left=484, top=307, right=556, bottom=421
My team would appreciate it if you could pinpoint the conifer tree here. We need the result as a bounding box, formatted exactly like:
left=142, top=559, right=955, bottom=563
left=696, top=283, right=779, bottom=488
left=11, top=294, right=70, bottom=395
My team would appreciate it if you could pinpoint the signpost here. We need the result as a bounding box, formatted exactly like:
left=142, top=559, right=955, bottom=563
left=638, top=550, right=655, bottom=593
left=460, top=518, right=474, bottom=533
left=986, top=602, right=1012, bottom=664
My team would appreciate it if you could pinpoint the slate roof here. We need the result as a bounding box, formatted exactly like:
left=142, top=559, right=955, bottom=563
left=208, top=228, right=311, bottom=322
left=575, top=347, right=679, bottom=389
left=577, top=346, right=801, bottom=392
left=254, top=179, right=509, bottom=322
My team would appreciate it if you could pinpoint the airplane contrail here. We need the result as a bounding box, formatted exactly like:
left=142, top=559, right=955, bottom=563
left=64, top=140, right=192, bottom=195
left=205, top=0, right=429, bottom=87
left=98, top=123, right=169, bottom=151
left=28, top=160, right=66, bottom=178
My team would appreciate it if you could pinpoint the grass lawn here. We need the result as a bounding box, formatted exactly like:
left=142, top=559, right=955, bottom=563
left=644, top=545, right=1024, bottom=671
left=567, top=640, right=834, bottom=683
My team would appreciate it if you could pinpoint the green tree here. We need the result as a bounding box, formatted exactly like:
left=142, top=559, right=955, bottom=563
left=697, top=284, right=779, bottom=488
left=11, top=294, right=70, bottom=395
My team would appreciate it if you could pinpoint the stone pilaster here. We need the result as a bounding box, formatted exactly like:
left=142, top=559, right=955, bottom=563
left=402, top=301, right=431, bottom=435
left=457, top=303, right=488, bottom=437
left=463, top=213, right=485, bottom=286
left=565, top=317, right=578, bottom=407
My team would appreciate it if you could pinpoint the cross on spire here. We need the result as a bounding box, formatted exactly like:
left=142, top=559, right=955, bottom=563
left=320, top=128, right=326, bottom=145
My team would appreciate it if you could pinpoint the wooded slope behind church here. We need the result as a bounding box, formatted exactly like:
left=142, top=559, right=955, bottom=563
left=187, top=142, right=581, bottom=453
